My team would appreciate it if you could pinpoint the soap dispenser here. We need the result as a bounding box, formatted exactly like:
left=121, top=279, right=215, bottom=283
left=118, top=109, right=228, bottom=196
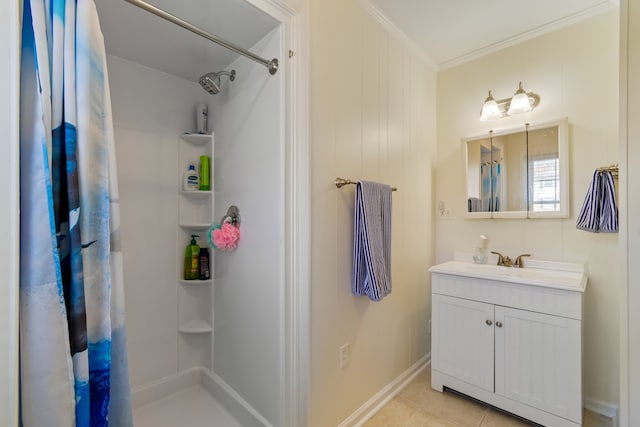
left=473, top=234, right=488, bottom=264
left=183, top=235, right=200, bottom=280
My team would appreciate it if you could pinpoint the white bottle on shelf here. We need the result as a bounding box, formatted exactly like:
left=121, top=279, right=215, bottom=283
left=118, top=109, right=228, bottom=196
left=183, top=163, right=200, bottom=191
left=196, top=103, right=208, bottom=134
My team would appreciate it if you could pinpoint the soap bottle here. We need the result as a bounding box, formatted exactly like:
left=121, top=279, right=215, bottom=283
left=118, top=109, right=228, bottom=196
left=199, top=155, right=210, bottom=191
left=183, top=163, right=199, bottom=191
left=183, top=235, right=200, bottom=280
left=473, top=234, right=488, bottom=264
left=199, top=247, right=210, bottom=280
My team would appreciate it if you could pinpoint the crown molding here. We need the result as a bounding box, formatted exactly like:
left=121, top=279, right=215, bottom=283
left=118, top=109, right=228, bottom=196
left=438, top=0, right=619, bottom=71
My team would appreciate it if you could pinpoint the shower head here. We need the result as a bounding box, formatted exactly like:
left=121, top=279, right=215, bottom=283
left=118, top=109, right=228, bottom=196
left=198, top=70, right=236, bottom=95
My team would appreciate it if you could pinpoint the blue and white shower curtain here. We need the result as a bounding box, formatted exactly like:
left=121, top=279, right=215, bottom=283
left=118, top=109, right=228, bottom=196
left=20, top=0, right=132, bottom=425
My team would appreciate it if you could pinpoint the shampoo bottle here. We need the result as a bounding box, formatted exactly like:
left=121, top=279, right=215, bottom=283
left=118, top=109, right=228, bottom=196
left=183, top=235, right=200, bottom=280
left=199, top=155, right=210, bottom=191
left=183, top=163, right=199, bottom=191
left=199, top=247, right=210, bottom=280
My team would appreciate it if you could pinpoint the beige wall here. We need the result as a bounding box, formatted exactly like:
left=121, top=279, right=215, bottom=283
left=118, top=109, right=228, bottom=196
left=436, top=10, right=620, bottom=407
left=309, top=0, right=437, bottom=425
left=623, top=0, right=640, bottom=424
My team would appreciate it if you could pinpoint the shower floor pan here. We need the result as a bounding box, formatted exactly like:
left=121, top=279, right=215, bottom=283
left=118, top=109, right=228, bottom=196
left=134, top=384, right=241, bottom=427
left=132, top=367, right=263, bottom=427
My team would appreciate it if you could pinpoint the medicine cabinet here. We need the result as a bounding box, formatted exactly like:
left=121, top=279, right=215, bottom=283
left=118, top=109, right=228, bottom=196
left=464, top=117, right=569, bottom=219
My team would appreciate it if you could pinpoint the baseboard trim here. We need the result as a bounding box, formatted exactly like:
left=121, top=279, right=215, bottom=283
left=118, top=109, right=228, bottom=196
left=584, top=396, right=619, bottom=427
left=337, top=353, right=431, bottom=427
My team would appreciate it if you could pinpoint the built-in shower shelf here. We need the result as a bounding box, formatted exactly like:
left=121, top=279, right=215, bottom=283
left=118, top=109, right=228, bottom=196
left=178, top=320, right=213, bottom=334
left=178, top=279, right=212, bottom=286
left=179, top=223, right=211, bottom=231
left=177, top=131, right=214, bottom=370
left=181, top=190, right=212, bottom=199
left=181, top=133, right=212, bottom=146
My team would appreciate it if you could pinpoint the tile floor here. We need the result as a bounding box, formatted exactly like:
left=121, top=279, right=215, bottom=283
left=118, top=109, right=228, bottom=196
left=363, top=366, right=613, bottom=427
left=131, top=365, right=612, bottom=427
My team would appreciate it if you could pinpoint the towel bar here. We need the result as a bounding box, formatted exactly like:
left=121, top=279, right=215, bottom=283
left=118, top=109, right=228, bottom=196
left=335, top=177, right=397, bottom=191
left=597, top=163, right=618, bottom=178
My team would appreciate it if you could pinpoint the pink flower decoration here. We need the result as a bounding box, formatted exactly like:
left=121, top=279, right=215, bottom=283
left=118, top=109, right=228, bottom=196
left=212, top=222, right=240, bottom=251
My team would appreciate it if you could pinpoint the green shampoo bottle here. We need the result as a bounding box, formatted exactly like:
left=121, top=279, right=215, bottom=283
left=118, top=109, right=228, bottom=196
left=184, top=235, right=200, bottom=280
left=199, top=155, right=210, bottom=191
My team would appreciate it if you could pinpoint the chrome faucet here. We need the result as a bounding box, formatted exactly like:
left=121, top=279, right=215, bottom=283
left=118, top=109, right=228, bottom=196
left=491, top=252, right=531, bottom=268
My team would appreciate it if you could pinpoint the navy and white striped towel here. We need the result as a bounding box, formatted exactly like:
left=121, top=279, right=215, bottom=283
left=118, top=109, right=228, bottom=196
left=576, top=170, right=618, bottom=233
left=352, top=181, right=392, bottom=301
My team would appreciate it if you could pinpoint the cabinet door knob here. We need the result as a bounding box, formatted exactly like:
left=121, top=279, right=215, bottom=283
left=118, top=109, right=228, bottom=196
left=485, top=319, right=493, bottom=326
left=496, top=321, right=503, bottom=328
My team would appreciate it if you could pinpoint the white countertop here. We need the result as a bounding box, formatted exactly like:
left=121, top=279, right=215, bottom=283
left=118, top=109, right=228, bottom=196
left=429, top=257, right=587, bottom=292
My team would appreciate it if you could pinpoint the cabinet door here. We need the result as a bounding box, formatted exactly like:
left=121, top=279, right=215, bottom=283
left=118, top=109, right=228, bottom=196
left=494, top=306, right=581, bottom=423
left=432, top=294, right=495, bottom=392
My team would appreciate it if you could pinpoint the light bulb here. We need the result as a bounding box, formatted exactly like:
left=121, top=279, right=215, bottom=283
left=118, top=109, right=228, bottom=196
left=507, top=82, right=532, bottom=115
left=480, top=91, right=501, bottom=121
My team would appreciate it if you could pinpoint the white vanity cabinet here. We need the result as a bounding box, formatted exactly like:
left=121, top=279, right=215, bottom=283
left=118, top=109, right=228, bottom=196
left=432, top=295, right=495, bottom=392
left=430, top=260, right=587, bottom=427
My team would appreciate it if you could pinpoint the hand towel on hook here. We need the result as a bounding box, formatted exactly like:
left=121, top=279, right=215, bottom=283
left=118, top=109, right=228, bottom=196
left=576, top=170, right=618, bottom=233
left=352, top=181, right=393, bottom=301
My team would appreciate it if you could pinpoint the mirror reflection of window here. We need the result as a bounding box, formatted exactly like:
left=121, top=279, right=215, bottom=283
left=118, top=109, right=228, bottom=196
left=527, top=126, right=560, bottom=212
left=529, top=156, right=560, bottom=211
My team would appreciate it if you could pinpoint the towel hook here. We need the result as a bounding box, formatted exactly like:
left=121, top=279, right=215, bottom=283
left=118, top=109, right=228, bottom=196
left=220, top=205, right=240, bottom=226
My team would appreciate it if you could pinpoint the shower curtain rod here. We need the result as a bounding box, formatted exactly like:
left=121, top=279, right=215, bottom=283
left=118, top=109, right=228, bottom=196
left=123, top=0, right=279, bottom=75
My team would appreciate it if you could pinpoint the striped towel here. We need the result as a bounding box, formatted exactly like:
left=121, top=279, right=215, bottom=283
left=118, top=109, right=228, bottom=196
left=352, top=181, right=393, bottom=301
left=576, top=170, right=618, bottom=233
left=468, top=197, right=482, bottom=212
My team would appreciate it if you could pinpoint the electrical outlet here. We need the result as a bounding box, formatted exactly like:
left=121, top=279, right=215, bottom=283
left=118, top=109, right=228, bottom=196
left=339, top=343, right=350, bottom=369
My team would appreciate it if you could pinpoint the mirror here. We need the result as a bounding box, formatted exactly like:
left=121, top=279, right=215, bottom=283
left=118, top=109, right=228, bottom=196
left=464, top=117, right=569, bottom=219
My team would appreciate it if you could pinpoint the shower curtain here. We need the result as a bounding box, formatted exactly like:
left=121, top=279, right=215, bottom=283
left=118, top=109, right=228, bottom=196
left=20, top=0, right=132, bottom=425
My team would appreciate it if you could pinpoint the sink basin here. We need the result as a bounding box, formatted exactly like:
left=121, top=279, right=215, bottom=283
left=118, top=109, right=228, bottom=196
left=429, top=259, right=587, bottom=291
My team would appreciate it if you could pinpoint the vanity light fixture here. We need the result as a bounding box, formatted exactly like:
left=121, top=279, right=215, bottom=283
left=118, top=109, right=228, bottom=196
left=480, top=82, right=540, bottom=121
left=480, top=91, right=502, bottom=121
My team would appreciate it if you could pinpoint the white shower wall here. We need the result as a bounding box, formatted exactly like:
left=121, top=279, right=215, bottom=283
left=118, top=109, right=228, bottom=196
left=108, top=55, right=210, bottom=388
left=208, top=27, right=284, bottom=427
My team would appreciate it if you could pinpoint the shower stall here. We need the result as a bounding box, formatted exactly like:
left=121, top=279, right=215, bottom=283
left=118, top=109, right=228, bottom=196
left=90, top=0, right=307, bottom=425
